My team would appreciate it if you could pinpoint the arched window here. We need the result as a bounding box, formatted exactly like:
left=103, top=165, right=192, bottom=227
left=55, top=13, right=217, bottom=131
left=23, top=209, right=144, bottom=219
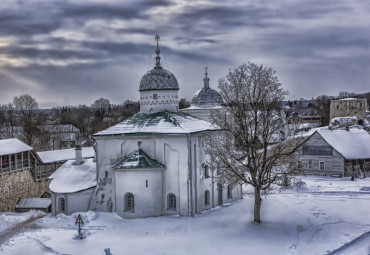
left=167, top=193, right=176, bottom=210
left=204, top=165, right=210, bottom=178
left=124, top=193, right=135, bottom=213
left=58, top=197, right=65, bottom=213
left=205, top=190, right=210, bottom=206
left=227, top=185, right=233, bottom=199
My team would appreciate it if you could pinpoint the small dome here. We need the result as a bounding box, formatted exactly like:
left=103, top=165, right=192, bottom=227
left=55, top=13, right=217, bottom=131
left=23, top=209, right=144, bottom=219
left=139, top=68, right=179, bottom=91
left=191, top=87, right=223, bottom=107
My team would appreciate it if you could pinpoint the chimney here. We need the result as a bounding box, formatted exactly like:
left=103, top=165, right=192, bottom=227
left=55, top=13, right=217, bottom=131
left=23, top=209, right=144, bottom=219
left=75, top=144, right=82, bottom=165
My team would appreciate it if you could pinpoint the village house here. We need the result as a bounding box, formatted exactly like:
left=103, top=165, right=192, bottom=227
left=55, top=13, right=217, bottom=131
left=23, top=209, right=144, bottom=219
left=49, top=36, right=242, bottom=218
left=296, top=128, right=370, bottom=177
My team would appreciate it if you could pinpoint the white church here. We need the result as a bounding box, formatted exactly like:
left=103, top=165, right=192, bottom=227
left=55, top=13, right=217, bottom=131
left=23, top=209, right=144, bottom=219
left=49, top=36, right=242, bottom=218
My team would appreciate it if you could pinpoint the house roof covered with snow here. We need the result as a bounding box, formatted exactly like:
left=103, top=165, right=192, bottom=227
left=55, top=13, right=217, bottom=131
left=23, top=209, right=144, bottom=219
left=93, top=111, right=219, bottom=136
left=0, top=138, right=33, bottom=155
left=112, top=148, right=165, bottom=169
left=316, top=129, right=370, bottom=159
left=16, top=198, right=51, bottom=209
left=49, top=158, right=96, bottom=193
left=37, top=147, right=94, bottom=164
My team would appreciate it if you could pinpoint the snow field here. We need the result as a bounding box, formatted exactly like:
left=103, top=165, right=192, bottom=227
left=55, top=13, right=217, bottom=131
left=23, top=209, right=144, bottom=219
left=1, top=176, right=370, bottom=255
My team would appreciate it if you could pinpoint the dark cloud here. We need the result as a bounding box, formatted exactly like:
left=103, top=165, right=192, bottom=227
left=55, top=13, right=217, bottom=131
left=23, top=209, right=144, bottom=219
left=0, top=0, right=368, bottom=106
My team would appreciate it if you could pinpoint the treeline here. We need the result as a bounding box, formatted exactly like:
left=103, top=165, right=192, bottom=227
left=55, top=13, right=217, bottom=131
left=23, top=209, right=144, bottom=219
left=0, top=95, right=139, bottom=150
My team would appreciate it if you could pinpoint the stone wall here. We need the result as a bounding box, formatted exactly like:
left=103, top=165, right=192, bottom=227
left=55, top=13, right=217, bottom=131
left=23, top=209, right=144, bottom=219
left=330, top=98, right=367, bottom=122
left=0, top=169, right=50, bottom=211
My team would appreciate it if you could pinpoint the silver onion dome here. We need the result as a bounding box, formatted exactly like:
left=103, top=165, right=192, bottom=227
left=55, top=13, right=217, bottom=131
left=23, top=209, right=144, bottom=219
left=139, top=68, right=179, bottom=91
left=191, top=68, right=223, bottom=106
left=139, top=35, right=179, bottom=92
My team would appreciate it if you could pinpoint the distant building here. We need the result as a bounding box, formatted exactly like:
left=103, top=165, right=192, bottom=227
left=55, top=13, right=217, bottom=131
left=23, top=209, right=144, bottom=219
left=39, top=124, right=81, bottom=149
left=329, top=98, right=367, bottom=125
left=181, top=68, right=223, bottom=121
left=295, top=128, right=370, bottom=177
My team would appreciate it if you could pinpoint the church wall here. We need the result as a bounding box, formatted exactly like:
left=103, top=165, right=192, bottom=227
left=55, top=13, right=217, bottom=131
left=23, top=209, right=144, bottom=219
left=93, top=132, right=242, bottom=218
left=114, top=169, right=162, bottom=218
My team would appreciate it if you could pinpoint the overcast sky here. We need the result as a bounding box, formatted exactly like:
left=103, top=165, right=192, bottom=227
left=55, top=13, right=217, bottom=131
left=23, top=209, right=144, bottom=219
left=0, top=0, right=369, bottom=108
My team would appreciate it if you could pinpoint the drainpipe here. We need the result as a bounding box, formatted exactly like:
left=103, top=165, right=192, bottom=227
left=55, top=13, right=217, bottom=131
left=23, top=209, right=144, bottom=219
left=186, top=134, right=193, bottom=216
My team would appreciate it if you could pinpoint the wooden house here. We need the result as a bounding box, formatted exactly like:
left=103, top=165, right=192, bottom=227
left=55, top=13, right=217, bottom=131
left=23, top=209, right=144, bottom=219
left=296, top=128, right=370, bottom=177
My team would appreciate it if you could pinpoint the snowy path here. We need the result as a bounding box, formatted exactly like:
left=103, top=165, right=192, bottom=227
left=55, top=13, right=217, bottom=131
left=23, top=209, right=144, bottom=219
left=0, top=213, right=46, bottom=245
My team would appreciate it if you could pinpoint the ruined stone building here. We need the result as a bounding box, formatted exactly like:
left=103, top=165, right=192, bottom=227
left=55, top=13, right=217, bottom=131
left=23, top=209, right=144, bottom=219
left=330, top=98, right=367, bottom=124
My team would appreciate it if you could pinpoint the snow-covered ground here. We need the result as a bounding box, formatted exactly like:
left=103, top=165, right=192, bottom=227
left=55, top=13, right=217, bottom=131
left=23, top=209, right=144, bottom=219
left=1, top=176, right=370, bottom=255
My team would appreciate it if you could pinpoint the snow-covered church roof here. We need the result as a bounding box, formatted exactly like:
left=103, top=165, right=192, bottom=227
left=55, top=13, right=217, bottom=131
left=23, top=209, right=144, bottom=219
left=49, top=158, right=96, bottom=193
left=316, top=129, right=370, bottom=159
left=93, top=111, right=219, bottom=136
left=112, top=148, right=165, bottom=169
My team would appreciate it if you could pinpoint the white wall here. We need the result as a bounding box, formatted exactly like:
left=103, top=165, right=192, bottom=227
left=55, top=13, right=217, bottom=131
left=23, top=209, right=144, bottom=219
left=115, top=169, right=163, bottom=218
left=52, top=188, right=94, bottom=216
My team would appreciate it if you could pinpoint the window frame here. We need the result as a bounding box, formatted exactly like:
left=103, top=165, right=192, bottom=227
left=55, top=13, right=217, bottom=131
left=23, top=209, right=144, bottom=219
left=167, top=193, right=176, bottom=210
left=319, top=161, right=325, bottom=170
left=58, top=197, right=65, bottom=213
left=124, top=192, right=135, bottom=213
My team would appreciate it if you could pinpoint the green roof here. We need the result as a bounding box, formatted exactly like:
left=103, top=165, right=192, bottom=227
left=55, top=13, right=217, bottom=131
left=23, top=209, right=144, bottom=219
left=111, top=148, right=165, bottom=169
left=93, top=110, right=219, bottom=136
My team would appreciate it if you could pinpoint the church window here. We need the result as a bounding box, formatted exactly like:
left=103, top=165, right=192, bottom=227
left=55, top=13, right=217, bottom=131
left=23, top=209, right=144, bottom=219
left=124, top=193, right=134, bottom=212
left=204, top=165, right=210, bottom=178
left=227, top=185, right=232, bottom=199
left=205, top=190, right=210, bottom=206
left=146, top=180, right=148, bottom=188
left=167, top=193, right=176, bottom=210
left=153, top=94, right=158, bottom=100
left=58, top=197, right=65, bottom=213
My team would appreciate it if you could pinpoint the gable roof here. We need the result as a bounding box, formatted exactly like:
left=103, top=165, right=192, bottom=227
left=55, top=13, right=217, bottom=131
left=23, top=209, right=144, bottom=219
left=93, top=110, right=219, bottom=137
left=0, top=138, right=33, bottom=155
left=316, top=129, right=370, bottom=159
left=16, top=198, right=51, bottom=210
left=112, top=148, right=165, bottom=169
left=49, top=158, right=96, bottom=193
left=37, top=147, right=94, bottom=164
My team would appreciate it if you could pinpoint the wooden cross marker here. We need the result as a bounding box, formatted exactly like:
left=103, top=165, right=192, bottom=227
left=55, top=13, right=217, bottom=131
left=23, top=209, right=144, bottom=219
left=75, top=214, right=84, bottom=236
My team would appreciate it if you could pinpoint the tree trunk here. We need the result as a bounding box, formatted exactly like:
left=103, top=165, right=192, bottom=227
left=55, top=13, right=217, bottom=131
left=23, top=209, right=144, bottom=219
left=254, top=186, right=262, bottom=223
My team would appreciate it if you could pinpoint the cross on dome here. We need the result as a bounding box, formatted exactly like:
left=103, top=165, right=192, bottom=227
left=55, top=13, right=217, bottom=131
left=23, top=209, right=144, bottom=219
left=203, top=66, right=210, bottom=89
left=155, top=35, right=162, bottom=69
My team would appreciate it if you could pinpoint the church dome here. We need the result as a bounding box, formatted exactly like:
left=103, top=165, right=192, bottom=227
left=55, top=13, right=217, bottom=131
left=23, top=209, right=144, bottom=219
left=191, top=68, right=223, bottom=107
left=191, top=87, right=223, bottom=106
left=139, top=68, right=179, bottom=91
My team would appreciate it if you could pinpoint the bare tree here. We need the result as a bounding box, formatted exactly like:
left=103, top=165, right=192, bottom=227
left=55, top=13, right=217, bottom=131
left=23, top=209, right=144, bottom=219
left=13, top=94, right=39, bottom=146
left=205, top=63, right=297, bottom=224
left=91, top=98, right=111, bottom=119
